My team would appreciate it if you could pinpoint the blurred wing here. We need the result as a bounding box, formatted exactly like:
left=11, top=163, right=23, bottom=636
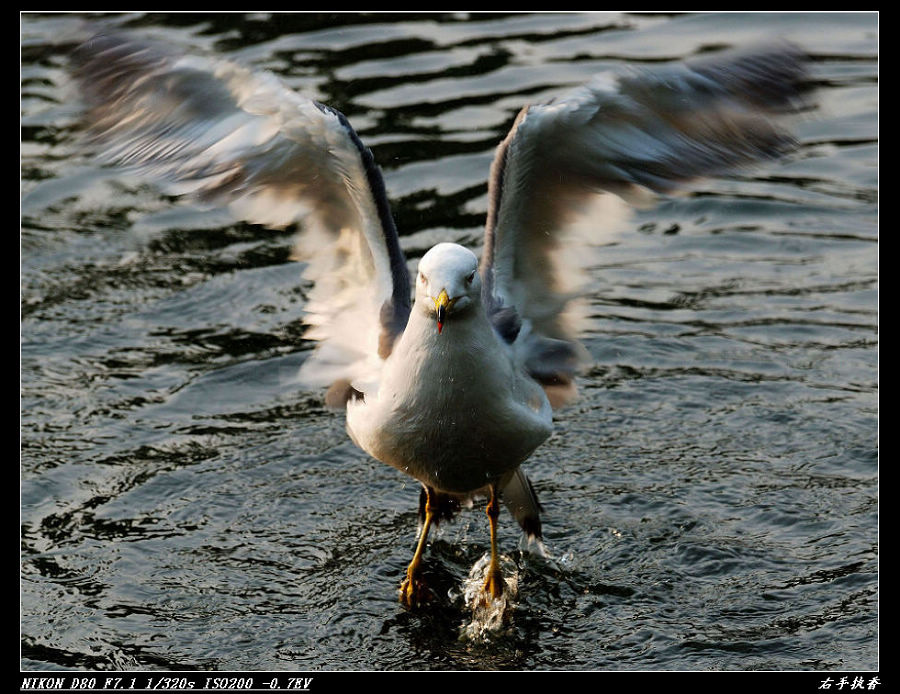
left=481, top=42, right=810, bottom=405
left=71, top=32, right=410, bottom=398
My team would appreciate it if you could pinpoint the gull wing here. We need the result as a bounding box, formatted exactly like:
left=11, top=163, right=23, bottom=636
left=71, top=31, right=410, bottom=399
left=481, top=42, right=811, bottom=405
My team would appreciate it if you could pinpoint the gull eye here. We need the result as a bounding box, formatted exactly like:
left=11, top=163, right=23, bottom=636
left=466, top=271, right=476, bottom=284
left=418, top=271, right=427, bottom=284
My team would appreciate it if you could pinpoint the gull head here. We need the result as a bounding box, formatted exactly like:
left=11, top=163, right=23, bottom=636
left=416, top=243, right=481, bottom=334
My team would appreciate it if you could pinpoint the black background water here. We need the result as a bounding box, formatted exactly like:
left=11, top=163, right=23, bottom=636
left=21, top=12, right=878, bottom=672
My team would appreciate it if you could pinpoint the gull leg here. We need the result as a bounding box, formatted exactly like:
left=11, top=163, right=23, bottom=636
left=481, top=484, right=505, bottom=601
left=400, top=485, right=435, bottom=607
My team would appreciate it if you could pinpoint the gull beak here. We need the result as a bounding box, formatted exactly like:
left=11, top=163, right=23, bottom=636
left=433, top=289, right=453, bottom=334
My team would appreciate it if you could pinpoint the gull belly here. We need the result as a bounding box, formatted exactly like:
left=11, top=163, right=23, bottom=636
left=346, top=295, right=552, bottom=495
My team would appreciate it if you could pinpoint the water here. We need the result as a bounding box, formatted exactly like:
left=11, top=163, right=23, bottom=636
left=20, top=12, right=877, bottom=672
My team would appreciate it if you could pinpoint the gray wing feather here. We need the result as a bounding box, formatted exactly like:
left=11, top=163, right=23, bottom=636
left=502, top=467, right=543, bottom=541
left=71, top=31, right=410, bottom=396
left=482, top=42, right=811, bottom=405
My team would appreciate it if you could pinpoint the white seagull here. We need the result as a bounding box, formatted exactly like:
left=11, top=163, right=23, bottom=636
left=70, top=30, right=810, bottom=607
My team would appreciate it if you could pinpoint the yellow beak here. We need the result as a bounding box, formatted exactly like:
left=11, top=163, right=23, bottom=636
left=433, top=289, right=454, bottom=334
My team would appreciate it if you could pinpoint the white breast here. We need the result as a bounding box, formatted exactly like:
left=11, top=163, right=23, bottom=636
left=346, top=305, right=552, bottom=494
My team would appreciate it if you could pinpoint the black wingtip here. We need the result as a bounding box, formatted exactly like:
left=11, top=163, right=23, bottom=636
left=502, top=469, right=544, bottom=542
left=520, top=514, right=543, bottom=542
left=688, top=40, right=815, bottom=114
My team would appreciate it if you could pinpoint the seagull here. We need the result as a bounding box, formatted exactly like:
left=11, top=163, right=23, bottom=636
left=69, top=30, right=810, bottom=607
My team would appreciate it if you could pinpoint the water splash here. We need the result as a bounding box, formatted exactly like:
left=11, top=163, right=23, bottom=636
left=458, top=554, right=519, bottom=641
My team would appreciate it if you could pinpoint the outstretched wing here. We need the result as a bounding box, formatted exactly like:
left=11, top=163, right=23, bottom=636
left=71, top=31, right=410, bottom=399
left=481, top=42, right=811, bottom=406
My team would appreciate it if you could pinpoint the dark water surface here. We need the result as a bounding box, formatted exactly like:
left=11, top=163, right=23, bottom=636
left=21, top=12, right=877, bottom=672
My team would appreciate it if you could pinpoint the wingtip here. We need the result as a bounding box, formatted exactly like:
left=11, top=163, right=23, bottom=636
left=687, top=39, right=815, bottom=114
left=502, top=468, right=544, bottom=541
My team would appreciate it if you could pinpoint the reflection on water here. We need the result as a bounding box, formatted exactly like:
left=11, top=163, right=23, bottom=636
left=21, top=12, right=877, bottom=671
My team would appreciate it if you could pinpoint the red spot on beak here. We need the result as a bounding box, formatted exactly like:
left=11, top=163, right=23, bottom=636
left=434, top=290, right=449, bottom=334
